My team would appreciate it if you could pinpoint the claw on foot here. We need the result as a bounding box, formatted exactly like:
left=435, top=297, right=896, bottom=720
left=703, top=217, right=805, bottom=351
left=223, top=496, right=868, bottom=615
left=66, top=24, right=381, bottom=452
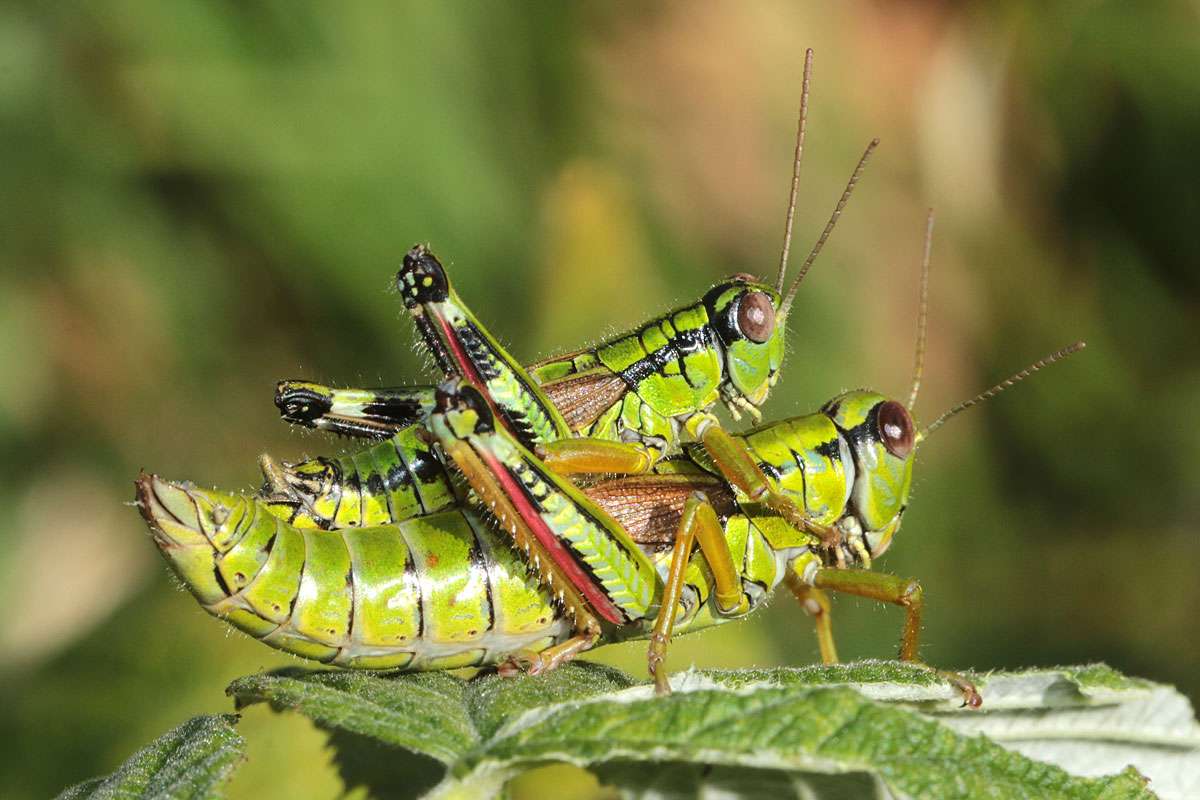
left=952, top=676, right=983, bottom=708
left=908, top=661, right=982, bottom=708
left=497, top=649, right=543, bottom=677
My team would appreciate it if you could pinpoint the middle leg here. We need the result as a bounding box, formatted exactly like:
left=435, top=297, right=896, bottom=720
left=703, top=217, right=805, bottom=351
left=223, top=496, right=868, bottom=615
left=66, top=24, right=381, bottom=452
left=811, top=567, right=981, bottom=707
left=647, top=492, right=751, bottom=694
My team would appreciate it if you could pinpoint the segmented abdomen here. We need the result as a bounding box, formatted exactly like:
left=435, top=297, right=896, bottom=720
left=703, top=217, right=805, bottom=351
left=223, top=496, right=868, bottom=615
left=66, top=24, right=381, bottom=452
left=274, top=426, right=458, bottom=530
left=139, top=475, right=569, bottom=670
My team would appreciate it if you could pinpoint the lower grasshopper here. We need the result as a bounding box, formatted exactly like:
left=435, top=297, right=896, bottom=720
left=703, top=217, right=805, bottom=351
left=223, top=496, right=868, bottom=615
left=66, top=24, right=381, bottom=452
left=262, top=51, right=870, bottom=545
left=137, top=222, right=1083, bottom=701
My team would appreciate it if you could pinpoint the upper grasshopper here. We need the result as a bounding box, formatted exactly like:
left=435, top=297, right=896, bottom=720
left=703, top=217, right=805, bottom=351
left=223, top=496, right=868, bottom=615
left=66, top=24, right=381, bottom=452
left=262, top=51, right=873, bottom=547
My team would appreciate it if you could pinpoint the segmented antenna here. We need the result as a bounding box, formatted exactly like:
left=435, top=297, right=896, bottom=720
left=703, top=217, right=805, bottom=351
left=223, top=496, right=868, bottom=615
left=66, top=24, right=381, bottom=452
left=780, top=137, right=879, bottom=318
left=907, top=209, right=935, bottom=410
left=918, top=341, right=1087, bottom=440
left=775, top=48, right=813, bottom=294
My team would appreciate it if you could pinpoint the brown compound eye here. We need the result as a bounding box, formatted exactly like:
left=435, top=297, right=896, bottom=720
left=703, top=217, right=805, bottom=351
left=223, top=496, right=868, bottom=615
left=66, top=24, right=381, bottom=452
left=737, top=291, right=776, bottom=343
left=877, top=400, right=915, bottom=458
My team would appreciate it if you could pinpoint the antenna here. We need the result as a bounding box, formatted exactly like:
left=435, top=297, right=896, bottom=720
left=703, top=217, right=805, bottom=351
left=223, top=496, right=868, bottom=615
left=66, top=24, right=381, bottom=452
left=918, top=341, right=1087, bottom=441
left=907, top=209, right=935, bottom=410
left=775, top=48, right=813, bottom=294
left=780, top=137, right=879, bottom=318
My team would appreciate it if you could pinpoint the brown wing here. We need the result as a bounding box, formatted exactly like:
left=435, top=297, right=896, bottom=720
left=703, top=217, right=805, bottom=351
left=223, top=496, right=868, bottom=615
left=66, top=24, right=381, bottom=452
left=541, top=370, right=630, bottom=432
left=584, top=474, right=736, bottom=548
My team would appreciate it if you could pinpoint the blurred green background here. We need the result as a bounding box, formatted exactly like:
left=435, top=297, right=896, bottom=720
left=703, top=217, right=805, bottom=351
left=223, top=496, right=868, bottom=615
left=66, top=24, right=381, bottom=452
left=3, top=2, right=1198, bottom=798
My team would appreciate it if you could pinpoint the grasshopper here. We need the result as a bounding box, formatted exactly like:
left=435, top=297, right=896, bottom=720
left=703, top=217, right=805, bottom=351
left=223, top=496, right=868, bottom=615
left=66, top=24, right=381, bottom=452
left=137, top=214, right=1083, bottom=703
left=261, top=52, right=871, bottom=547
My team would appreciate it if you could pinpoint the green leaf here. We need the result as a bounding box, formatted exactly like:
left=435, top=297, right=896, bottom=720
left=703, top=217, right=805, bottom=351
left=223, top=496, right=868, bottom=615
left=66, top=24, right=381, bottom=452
left=226, top=661, right=1198, bottom=800
left=226, top=667, right=476, bottom=765
left=56, top=715, right=245, bottom=800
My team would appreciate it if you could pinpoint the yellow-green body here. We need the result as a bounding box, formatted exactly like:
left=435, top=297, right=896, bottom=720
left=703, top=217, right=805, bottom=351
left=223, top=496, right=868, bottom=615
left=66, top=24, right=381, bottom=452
left=140, top=386, right=921, bottom=669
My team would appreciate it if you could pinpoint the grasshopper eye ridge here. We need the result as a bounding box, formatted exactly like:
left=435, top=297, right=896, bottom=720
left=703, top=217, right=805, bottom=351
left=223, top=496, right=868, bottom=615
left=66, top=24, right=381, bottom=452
left=737, top=291, right=776, bottom=343
left=878, top=400, right=915, bottom=458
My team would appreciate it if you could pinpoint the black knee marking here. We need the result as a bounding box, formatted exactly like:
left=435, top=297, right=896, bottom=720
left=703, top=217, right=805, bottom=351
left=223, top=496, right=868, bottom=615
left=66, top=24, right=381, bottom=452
left=398, top=244, right=449, bottom=305
left=275, top=383, right=333, bottom=426
left=434, top=383, right=495, bottom=434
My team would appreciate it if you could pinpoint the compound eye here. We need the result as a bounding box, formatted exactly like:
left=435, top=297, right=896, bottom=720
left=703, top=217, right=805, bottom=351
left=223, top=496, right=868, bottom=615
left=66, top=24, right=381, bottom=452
left=877, top=400, right=915, bottom=458
left=737, top=291, right=776, bottom=344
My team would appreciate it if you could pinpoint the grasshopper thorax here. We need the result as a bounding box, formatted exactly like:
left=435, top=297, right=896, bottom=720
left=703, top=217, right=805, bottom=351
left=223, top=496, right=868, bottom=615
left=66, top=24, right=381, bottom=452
left=704, top=276, right=786, bottom=412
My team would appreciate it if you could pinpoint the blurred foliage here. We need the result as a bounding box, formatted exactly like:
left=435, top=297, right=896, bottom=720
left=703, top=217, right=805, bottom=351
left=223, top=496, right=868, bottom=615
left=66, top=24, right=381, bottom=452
left=1, top=1, right=1196, bottom=798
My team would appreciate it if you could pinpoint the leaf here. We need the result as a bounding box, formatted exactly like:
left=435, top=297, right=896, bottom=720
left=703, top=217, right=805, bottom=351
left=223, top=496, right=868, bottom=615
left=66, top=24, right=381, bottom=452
left=226, top=667, right=475, bottom=765
left=56, top=715, right=245, bottom=800
left=226, top=661, right=1199, bottom=800
left=934, top=665, right=1200, bottom=800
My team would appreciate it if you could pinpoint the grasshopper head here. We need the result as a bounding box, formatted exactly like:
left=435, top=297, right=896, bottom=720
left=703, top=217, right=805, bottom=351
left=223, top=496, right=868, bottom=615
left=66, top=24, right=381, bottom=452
left=823, top=390, right=916, bottom=558
left=705, top=276, right=786, bottom=410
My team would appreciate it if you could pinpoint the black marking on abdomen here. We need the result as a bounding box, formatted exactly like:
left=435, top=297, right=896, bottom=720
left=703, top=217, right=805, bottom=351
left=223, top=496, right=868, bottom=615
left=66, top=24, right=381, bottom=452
left=467, top=522, right=496, bottom=635
left=344, top=465, right=363, bottom=526
left=213, top=565, right=232, bottom=597
left=365, top=471, right=387, bottom=507
left=344, top=556, right=356, bottom=641
left=408, top=446, right=446, bottom=485
left=395, top=527, right=424, bottom=642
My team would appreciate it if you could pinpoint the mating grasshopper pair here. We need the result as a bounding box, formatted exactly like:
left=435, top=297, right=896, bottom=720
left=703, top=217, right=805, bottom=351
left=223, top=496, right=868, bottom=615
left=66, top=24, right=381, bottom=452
left=136, top=52, right=1082, bottom=704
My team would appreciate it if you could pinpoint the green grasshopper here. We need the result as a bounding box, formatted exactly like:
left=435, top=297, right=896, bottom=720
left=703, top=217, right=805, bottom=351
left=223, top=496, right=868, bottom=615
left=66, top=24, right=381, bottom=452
left=262, top=52, right=871, bottom=546
left=137, top=217, right=1083, bottom=702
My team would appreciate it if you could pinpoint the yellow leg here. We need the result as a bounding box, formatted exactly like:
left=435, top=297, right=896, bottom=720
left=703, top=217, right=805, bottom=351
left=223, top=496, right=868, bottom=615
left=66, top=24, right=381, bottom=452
left=784, top=573, right=838, bottom=664
left=535, top=438, right=654, bottom=475
left=498, top=623, right=602, bottom=678
left=647, top=493, right=750, bottom=694
left=812, top=567, right=981, bottom=707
